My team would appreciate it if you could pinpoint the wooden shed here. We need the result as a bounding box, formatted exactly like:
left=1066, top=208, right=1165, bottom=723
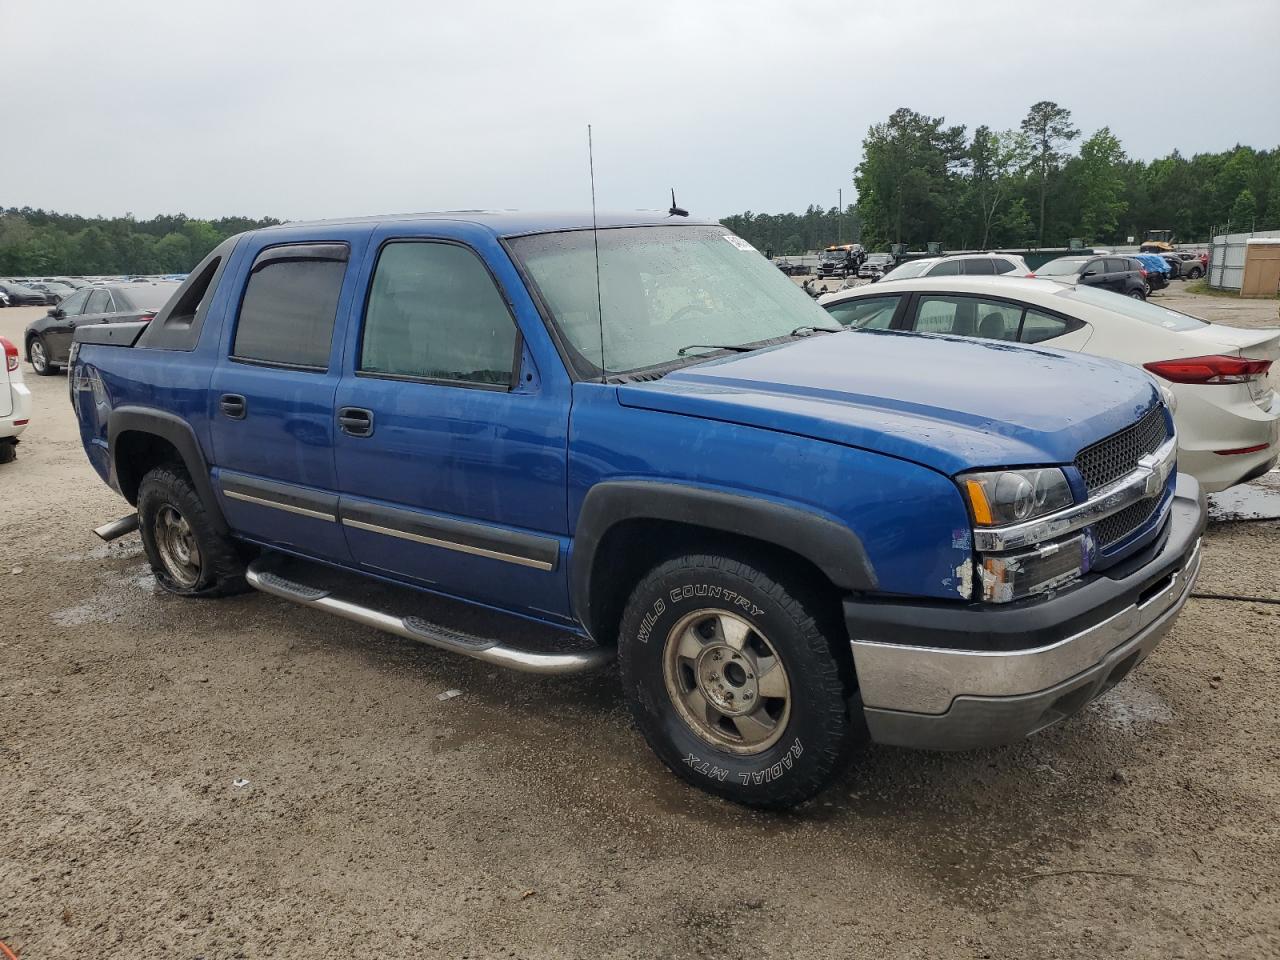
left=1241, top=239, right=1280, bottom=298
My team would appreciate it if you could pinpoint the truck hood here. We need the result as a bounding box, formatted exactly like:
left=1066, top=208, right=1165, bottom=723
left=616, top=330, right=1160, bottom=477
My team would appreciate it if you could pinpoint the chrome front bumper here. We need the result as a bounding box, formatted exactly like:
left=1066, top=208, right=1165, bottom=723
left=847, top=477, right=1205, bottom=751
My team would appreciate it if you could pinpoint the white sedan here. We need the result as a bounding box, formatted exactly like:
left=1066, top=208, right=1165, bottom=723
left=0, top=335, right=33, bottom=463
left=819, top=276, right=1279, bottom=492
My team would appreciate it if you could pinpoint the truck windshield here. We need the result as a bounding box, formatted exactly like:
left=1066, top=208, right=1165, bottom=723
left=509, top=225, right=833, bottom=377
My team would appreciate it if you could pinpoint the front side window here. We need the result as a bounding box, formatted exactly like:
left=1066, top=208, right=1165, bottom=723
left=360, top=241, right=518, bottom=387
left=59, top=288, right=91, bottom=316
left=825, top=295, right=900, bottom=330
left=232, top=244, right=348, bottom=369
left=929, top=259, right=961, bottom=276
left=509, top=225, right=832, bottom=376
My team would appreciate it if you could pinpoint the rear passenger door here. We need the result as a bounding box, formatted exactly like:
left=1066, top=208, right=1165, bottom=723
left=208, top=241, right=360, bottom=562
left=332, top=226, right=573, bottom=620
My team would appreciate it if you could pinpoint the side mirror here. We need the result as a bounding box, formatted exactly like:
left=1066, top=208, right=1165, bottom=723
left=1080, top=270, right=1096, bottom=279
left=47, top=307, right=58, bottom=316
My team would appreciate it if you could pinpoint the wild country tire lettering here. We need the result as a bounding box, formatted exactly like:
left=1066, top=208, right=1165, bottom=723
left=683, top=738, right=805, bottom=785
left=636, top=584, right=766, bottom=644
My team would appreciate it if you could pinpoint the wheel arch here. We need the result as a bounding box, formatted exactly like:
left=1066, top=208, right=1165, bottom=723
left=571, top=481, right=877, bottom=645
left=108, top=406, right=228, bottom=534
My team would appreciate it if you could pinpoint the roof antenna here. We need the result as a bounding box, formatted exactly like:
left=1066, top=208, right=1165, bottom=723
left=668, top=188, right=688, bottom=218
left=588, top=124, right=606, bottom=383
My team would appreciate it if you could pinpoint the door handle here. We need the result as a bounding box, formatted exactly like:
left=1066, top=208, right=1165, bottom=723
left=338, top=407, right=374, bottom=437
left=220, top=394, right=247, bottom=420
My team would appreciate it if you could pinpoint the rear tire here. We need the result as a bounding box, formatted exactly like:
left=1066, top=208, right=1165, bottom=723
left=618, top=552, right=857, bottom=809
left=28, top=336, right=56, bottom=375
left=0, top=440, right=15, bottom=464
left=137, top=463, right=248, bottom=597
left=1188, top=266, right=1203, bottom=280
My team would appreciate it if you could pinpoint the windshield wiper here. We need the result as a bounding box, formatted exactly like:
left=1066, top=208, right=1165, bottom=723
left=790, top=325, right=843, bottom=336
left=676, top=343, right=755, bottom=356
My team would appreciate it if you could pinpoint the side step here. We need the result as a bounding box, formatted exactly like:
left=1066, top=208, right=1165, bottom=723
left=245, top=557, right=611, bottom=676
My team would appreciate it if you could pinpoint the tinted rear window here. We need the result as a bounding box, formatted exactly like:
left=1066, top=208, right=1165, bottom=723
left=1037, top=258, right=1087, bottom=276
left=113, top=284, right=179, bottom=311
left=1059, top=284, right=1209, bottom=330
left=232, top=245, right=348, bottom=369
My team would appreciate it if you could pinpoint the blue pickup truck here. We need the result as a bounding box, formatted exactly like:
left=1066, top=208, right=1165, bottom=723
left=70, top=212, right=1206, bottom=808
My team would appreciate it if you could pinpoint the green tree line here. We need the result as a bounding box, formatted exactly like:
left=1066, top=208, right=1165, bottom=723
left=725, top=102, right=1280, bottom=254
left=0, top=208, right=280, bottom=277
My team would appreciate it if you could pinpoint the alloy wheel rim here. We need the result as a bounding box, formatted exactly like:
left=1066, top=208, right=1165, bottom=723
left=662, top=608, right=792, bottom=755
left=155, top=504, right=201, bottom=587
left=30, top=340, right=46, bottom=371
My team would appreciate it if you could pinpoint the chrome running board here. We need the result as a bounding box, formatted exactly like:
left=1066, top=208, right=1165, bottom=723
left=245, top=557, right=610, bottom=676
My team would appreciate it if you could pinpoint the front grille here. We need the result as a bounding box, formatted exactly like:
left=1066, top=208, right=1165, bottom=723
left=1095, top=495, right=1161, bottom=548
left=1074, top=405, right=1169, bottom=493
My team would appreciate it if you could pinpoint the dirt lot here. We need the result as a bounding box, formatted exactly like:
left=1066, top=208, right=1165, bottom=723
left=2, top=290, right=1279, bottom=959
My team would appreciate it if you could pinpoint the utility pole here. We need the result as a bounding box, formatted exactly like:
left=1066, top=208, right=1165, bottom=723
left=838, top=189, right=843, bottom=244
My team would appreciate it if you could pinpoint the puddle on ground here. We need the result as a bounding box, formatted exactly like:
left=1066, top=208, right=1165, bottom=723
left=49, top=563, right=156, bottom=626
left=1086, top=681, right=1173, bottom=731
left=1207, top=468, right=1280, bottom=522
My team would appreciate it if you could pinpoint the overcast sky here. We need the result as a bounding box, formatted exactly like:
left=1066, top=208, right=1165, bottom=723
left=4, top=0, right=1278, bottom=222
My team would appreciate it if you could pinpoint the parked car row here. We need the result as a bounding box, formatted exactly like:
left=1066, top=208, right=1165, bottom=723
left=0, top=274, right=188, bottom=307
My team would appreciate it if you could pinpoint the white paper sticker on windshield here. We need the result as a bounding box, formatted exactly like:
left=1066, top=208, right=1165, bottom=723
left=722, top=235, right=755, bottom=252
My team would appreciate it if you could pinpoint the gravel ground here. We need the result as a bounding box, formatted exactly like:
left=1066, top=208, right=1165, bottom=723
left=2, top=293, right=1278, bottom=960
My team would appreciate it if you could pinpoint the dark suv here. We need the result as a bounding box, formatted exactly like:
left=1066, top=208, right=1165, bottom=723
left=1034, top=255, right=1146, bottom=299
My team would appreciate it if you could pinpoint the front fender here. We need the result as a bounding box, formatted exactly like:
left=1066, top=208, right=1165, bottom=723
left=572, top=480, right=878, bottom=632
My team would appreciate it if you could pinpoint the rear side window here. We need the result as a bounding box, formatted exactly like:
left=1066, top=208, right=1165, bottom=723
left=1105, top=259, right=1128, bottom=273
left=991, top=258, right=1015, bottom=274
left=359, top=241, right=518, bottom=388
left=929, top=259, right=961, bottom=276
left=825, top=295, right=900, bottom=330
left=232, top=244, right=349, bottom=370
left=963, top=258, right=996, bottom=275
left=1020, top=309, right=1071, bottom=344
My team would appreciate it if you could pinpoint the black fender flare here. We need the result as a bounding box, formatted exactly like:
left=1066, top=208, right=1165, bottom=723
left=571, top=480, right=877, bottom=634
left=107, top=405, right=229, bottom=534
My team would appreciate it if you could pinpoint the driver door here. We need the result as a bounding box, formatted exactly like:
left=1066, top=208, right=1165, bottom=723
left=41, top=287, right=92, bottom=362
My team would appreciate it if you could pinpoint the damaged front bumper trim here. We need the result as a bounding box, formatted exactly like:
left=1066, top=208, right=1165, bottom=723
left=845, top=474, right=1205, bottom=750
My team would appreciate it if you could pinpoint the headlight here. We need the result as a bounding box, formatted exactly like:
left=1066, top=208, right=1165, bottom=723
left=959, top=467, right=1073, bottom=527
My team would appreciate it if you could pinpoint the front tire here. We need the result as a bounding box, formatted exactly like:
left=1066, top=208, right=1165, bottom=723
left=1129, top=288, right=1146, bottom=300
left=28, top=336, right=55, bottom=375
left=138, top=463, right=248, bottom=597
left=618, top=552, right=856, bottom=809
